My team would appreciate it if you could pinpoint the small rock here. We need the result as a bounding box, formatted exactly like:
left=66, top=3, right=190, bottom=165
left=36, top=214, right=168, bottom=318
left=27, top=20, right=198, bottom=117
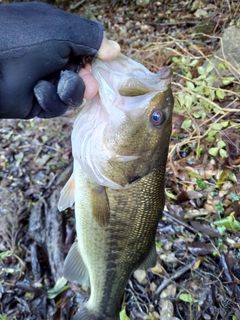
left=133, top=269, right=148, bottom=285
left=203, top=25, right=240, bottom=86
left=136, top=0, right=150, bottom=5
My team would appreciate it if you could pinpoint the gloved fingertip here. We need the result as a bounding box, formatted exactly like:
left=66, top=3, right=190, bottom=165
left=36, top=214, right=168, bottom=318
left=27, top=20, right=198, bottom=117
left=34, top=80, right=68, bottom=117
left=58, top=70, right=85, bottom=107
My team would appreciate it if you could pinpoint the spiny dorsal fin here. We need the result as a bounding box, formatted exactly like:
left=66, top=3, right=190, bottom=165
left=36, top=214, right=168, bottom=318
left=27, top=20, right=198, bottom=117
left=63, top=241, right=89, bottom=289
left=90, top=185, right=110, bottom=227
left=138, top=241, right=157, bottom=270
left=58, top=174, right=75, bottom=211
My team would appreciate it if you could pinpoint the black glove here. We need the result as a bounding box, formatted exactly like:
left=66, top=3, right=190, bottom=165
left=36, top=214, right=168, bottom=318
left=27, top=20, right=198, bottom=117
left=0, top=2, right=104, bottom=119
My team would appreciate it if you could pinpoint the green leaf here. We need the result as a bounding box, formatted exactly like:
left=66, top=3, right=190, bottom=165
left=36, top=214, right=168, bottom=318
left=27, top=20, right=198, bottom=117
left=216, top=88, right=225, bottom=99
left=47, top=277, right=68, bottom=299
left=172, top=56, right=180, bottom=63
left=222, top=76, right=235, bottom=85
left=216, top=238, right=224, bottom=249
left=208, top=147, right=219, bottom=156
left=186, top=81, right=195, bottom=90
left=0, top=250, right=12, bottom=263
left=189, top=59, right=199, bottom=67
left=208, top=88, right=215, bottom=101
left=228, top=172, right=237, bottom=183
left=219, top=148, right=228, bottom=158
left=186, top=71, right=193, bottom=79
left=217, top=140, right=226, bottom=148
left=188, top=170, right=201, bottom=178
left=229, top=192, right=240, bottom=202
left=179, top=293, right=198, bottom=303
left=218, top=121, right=229, bottom=128
left=206, top=62, right=214, bottom=73
left=165, top=189, right=177, bottom=200
left=214, top=213, right=240, bottom=231
left=185, top=94, right=193, bottom=108
left=120, top=308, right=130, bottom=320
left=198, top=66, right=205, bottom=75
left=214, top=202, right=224, bottom=214
left=181, top=57, right=187, bottom=65
left=217, top=226, right=226, bottom=236
left=177, top=93, right=186, bottom=108
left=192, top=110, right=206, bottom=119
left=206, top=129, right=218, bottom=142
left=196, top=145, right=204, bottom=158
left=196, top=178, right=207, bottom=190
left=218, top=63, right=226, bottom=71
left=156, top=241, right=163, bottom=248
left=25, top=292, right=35, bottom=299
left=181, top=119, right=192, bottom=129
left=210, top=122, right=223, bottom=130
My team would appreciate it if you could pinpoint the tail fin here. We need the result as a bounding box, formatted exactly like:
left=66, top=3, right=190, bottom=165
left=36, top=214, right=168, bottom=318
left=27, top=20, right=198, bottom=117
left=73, top=307, right=100, bottom=320
left=73, top=306, right=119, bottom=320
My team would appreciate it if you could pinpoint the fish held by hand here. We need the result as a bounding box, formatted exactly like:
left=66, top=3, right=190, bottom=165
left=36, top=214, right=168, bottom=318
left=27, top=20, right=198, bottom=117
left=58, top=53, right=174, bottom=320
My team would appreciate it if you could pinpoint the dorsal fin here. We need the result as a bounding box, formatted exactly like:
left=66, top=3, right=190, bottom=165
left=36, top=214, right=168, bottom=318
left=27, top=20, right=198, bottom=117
left=58, top=174, right=75, bottom=211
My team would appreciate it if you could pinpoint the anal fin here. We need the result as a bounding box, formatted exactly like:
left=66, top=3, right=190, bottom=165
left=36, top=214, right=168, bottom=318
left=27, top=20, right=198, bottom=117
left=90, top=185, right=110, bottom=227
left=63, top=241, right=89, bottom=289
left=138, top=241, right=157, bottom=270
left=58, top=174, right=75, bottom=211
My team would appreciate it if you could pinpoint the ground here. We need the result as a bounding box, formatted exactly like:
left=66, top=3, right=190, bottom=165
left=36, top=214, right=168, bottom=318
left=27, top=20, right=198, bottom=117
left=0, top=1, right=240, bottom=319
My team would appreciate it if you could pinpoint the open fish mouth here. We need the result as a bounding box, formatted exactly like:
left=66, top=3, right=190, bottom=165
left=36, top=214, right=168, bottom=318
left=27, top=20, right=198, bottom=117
left=70, top=54, right=173, bottom=189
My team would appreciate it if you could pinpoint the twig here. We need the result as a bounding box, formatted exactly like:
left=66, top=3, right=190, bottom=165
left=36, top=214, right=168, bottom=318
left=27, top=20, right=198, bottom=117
left=155, top=259, right=196, bottom=296
left=163, top=210, right=196, bottom=234
left=142, top=21, right=197, bottom=27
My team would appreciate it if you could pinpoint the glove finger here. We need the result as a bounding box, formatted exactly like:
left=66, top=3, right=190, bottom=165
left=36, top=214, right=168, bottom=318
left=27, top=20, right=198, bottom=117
left=34, top=80, right=69, bottom=118
left=58, top=70, right=85, bottom=107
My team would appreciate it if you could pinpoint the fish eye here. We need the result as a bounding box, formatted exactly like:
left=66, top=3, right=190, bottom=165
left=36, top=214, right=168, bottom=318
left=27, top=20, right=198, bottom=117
left=151, top=110, right=165, bottom=126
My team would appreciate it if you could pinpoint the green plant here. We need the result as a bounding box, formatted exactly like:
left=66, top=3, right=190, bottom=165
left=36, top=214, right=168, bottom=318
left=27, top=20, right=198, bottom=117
left=119, top=308, right=130, bottom=320
left=196, top=178, right=208, bottom=190
left=214, top=202, right=224, bottom=214
left=47, top=277, right=68, bottom=299
left=216, top=238, right=224, bottom=249
left=171, top=55, right=239, bottom=160
left=229, top=192, right=240, bottom=202
left=179, top=292, right=198, bottom=303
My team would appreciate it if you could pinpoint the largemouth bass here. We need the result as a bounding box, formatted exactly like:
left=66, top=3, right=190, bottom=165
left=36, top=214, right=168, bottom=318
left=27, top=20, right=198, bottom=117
left=58, top=54, right=174, bottom=320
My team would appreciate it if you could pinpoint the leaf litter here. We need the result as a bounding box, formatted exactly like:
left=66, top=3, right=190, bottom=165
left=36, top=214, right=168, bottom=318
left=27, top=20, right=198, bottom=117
left=0, top=1, right=240, bottom=319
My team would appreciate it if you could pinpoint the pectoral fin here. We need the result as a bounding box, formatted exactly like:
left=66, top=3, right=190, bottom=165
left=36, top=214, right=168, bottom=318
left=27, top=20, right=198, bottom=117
left=138, top=242, right=157, bottom=270
left=90, top=185, right=110, bottom=227
left=63, top=241, right=89, bottom=289
left=58, top=174, right=75, bottom=211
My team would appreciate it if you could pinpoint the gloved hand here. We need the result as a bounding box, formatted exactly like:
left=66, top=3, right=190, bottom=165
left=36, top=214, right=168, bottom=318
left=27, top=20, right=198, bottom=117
left=0, top=2, right=120, bottom=119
